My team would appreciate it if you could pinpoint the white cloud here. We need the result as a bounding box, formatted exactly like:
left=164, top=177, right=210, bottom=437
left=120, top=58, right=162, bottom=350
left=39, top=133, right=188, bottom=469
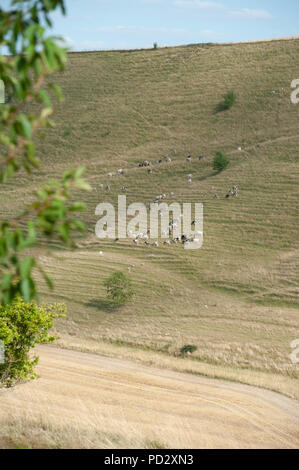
left=229, top=8, right=273, bottom=20
left=54, top=36, right=75, bottom=49
left=174, top=1, right=273, bottom=20
left=63, top=36, right=76, bottom=48
left=174, top=0, right=224, bottom=10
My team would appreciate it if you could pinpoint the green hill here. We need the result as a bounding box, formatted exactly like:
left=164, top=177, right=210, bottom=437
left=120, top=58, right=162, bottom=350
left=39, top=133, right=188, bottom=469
left=1, top=39, right=298, bottom=396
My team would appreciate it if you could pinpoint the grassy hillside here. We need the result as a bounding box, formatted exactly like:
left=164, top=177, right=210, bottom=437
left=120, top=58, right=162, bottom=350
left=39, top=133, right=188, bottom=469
left=1, top=39, right=298, bottom=395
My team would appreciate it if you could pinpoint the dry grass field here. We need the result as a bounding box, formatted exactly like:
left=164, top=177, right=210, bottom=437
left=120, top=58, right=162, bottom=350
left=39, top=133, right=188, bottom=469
left=0, top=38, right=298, bottom=448
left=1, top=345, right=298, bottom=449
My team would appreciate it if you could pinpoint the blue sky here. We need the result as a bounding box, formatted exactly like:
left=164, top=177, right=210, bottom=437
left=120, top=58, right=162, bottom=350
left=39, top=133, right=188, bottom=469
left=4, top=0, right=299, bottom=50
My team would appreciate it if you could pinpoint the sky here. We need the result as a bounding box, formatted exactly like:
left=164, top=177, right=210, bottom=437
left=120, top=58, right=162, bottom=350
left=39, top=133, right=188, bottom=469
left=4, top=0, right=299, bottom=50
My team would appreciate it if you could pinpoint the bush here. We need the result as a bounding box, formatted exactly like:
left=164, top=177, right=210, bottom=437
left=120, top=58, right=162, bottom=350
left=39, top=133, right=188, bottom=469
left=216, top=91, right=236, bottom=112
left=153, top=42, right=158, bottom=50
left=104, top=271, right=134, bottom=306
left=180, top=344, right=197, bottom=356
left=213, top=151, right=230, bottom=172
left=0, top=298, right=66, bottom=388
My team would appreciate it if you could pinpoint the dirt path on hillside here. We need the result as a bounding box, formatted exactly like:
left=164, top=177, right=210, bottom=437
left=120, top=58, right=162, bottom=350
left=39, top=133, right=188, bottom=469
left=1, top=345, right=298, bottom=448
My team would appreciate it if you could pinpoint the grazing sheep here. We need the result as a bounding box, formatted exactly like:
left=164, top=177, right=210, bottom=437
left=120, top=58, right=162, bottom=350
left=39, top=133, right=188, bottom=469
left=225, top=185, right=239, bottom=198
left=188, top=178, right=192, bottom=184
left=139, top=160, right=150, bottom=168
left=214, top=193, right=219, bottom=199
left=187, top=155, right=192, bottom=162
left=198, top=155, right=204, bottom=161
left=108, top=172, right=113, bottom=177
left=173, top=149, right=177, bottom=155
left=118, top=169, right=124, bottom=175
left=164, top=240, right=170, bottom=246
left=145, top=241, right=151, bottom=246
left=148, top=169, right=153, bottom=174
left=99, top=184, right=104, bottom=190
left=133, top=239, right=139, bottom=245
left=106, top=185, right=111, bottom=191
left=121, top=185, right=128, bottom=192
left=153, top=241, right=159, bottom=247
left=114, top=238, right=119, bottom=243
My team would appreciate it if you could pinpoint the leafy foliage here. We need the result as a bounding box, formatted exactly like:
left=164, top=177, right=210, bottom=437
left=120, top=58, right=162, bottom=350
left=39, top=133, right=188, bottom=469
left=213, top=151, right=230, bottom=172
left=104, top=271, right=134, bottom=306
left=0, top=297, right=66, bottom=387
left=216, top=91, right=236, bottom=112
left=153, top=42, right=158, bottom=50
left=0, top=1, right=91, bottom=304
left=180, top=344, right=197, bottom=356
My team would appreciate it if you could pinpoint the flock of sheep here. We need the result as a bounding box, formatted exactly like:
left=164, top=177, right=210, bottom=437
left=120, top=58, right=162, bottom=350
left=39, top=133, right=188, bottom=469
left=93, top=149, right=209, bottom=194
left=94, top=148, right=238, bottom=249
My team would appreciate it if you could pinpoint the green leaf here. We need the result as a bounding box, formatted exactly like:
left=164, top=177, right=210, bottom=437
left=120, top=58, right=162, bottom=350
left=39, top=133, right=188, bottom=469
left=1, top=273, right=13, bottom=291
left=19, top=257, right=35, bottom=279
left=48, top=83, right=64, bottom=102
left=38, top=89, right=52, bottom=107
left=17, top=114, right=32, bottom=138
left=20, top=278, right=31, bottom=301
